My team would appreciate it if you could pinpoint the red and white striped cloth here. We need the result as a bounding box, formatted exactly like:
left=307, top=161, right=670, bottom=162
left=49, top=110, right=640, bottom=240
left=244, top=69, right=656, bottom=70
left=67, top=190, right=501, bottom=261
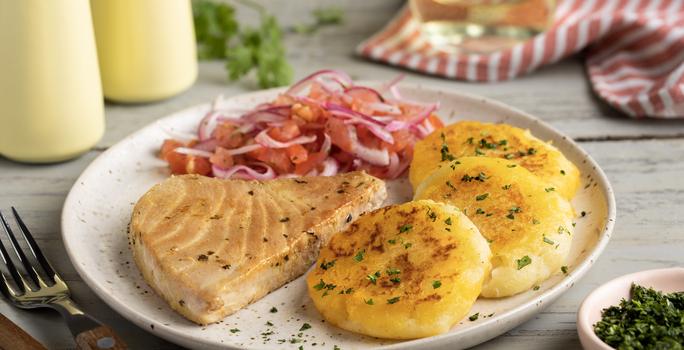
left=357, top=0, right=684, bottom=118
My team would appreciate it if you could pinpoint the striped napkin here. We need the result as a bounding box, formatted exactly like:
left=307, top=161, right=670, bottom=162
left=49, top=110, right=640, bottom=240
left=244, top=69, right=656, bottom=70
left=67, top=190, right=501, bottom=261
left=357, top=0, right=684, bottom=119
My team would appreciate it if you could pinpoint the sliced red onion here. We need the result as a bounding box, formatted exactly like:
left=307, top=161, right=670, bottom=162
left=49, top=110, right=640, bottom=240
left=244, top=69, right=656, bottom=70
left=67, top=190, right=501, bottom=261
left=347, top=126, right=390, bottom=166
left=345, top=86, right=385, bottom=102
left=174, top=147, right=214, bottom=158
left=415, top=124, right=431, bottom=138
left=236, top=123, right=257, bottom=134
left=385, top=153, right=410, bottom=179
left=241, top=110, right=288, bottom=124
left=367, top=102, right=401, bottom=115
left=320, top=133, right=332, bottom=154
left=198, top=111, right=221, bottom=141
left=254, top=129, right=317, bottom=149
left=286, top=70, right=353, bottom=96
left=224, top=143, right=263, bottom=156
left=193, top=139, right=218, bottom=152
left=212, top=163, right=275, bottom=180
left=325, top=103, right=384, bottom=125
left=340, top=117, right=395, bottom=144
left=319, top=157, right=339, bottom=176
left=384, top=103, right=438, bottom=132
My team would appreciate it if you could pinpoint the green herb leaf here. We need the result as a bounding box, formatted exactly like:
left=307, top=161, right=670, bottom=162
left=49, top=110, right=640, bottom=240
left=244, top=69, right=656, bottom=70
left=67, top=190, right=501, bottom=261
left=476, top=193, right=489, bottom=201
left=353, top=250, right=365, bottom=262
left=299, top=323, right=311, bottom=331
left=432, top=280, right=442, bottom=289
left=516, top=256, right=532, bottom=270
left=440, top=133, right=456, bottom=161
left=469, top=313, right=479, bottom=321
left=399, top=224, right=413, bottom=233
left=387, top=296, right=400, bottom=304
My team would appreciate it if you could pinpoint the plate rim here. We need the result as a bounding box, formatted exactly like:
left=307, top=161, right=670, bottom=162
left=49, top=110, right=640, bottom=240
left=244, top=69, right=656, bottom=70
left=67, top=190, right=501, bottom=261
left=61, top=84, right=617, bottom=349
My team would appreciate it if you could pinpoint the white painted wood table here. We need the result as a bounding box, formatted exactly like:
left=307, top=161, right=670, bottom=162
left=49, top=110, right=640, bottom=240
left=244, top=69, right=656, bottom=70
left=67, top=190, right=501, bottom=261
left=1, top=1, right=683, bottom=349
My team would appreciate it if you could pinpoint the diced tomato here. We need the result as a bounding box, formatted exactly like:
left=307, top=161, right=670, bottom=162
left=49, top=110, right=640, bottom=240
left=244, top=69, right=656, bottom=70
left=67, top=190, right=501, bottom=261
left=166, top=151, right=188, bottom=175
left=213, top=122, right=243, bottom=149
left=385, top=129, right=414, bottom=153
left=325, top=118, right=354, bottom=153
left=294, top=150, right=326, bottom=175
left=248, top=147, right=294, bottom=174
left=356, top=125, right=382, bottom=149
left=286, top=144, right=308, bottom=164
left=160, top=139, right=185, bottom=161
left=427, top=114, right=444, bottom=129
left=185, top=156, right=212, bottom=176
left=268, top=120, right=301, bottom=142
left=209, top=147, right=234, bottom=169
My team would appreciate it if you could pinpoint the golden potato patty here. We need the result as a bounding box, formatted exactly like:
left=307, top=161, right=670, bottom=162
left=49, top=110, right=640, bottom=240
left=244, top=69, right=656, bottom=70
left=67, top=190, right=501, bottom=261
left=414, top=157, right=575, bottom=298
left=306, top=200, right=491, bottom=339
left=410, top=121, right=580, bottom=199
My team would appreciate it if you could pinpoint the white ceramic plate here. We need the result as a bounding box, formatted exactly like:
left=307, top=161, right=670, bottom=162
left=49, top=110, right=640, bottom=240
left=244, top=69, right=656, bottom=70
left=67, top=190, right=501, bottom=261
left=62, top=84, right=616, bottom=350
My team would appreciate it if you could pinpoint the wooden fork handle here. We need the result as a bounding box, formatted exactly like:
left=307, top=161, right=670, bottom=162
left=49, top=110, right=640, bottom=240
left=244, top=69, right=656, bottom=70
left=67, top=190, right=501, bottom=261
left=74, top=325, right=127, bottom=350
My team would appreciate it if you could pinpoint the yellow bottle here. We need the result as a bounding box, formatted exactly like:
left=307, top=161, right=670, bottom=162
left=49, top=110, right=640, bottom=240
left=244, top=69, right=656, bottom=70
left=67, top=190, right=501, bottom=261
left=0, top=0, right=105, bottom=163
left=91, top=0, right=198, bottom=103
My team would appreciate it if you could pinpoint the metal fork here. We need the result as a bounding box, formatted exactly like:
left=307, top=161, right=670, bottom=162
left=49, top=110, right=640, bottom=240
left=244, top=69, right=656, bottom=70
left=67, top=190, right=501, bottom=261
left=0, top=208, right=127, bottom=350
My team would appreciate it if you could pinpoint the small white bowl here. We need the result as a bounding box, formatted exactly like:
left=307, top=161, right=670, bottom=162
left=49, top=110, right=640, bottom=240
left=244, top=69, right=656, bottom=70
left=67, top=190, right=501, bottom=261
left=577, top=267, right=684, bottom=350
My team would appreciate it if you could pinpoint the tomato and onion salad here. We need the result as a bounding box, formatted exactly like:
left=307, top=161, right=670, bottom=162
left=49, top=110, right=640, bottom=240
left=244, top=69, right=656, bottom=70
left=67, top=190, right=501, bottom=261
left=160, top=70, right=443, bottom=180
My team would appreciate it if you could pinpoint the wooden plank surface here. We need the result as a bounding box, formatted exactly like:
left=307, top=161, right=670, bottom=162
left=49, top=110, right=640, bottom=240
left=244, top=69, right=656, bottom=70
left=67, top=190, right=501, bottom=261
left=1, top=1, right=683, bottom=349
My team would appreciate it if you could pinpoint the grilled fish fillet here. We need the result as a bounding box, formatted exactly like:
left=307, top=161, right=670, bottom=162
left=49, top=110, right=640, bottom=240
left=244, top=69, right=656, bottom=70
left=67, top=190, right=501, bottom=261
left=129, top=172, right=386, bottom=325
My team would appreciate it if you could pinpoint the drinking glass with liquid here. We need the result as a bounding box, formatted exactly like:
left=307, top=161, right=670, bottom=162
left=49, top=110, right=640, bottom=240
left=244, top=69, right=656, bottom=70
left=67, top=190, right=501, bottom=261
left=410, top=0, right=556, bottom=53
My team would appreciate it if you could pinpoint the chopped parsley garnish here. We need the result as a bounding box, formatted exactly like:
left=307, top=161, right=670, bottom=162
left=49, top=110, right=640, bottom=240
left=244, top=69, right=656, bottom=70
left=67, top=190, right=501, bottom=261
left=543, top=236, right=555, bottom=245
left=388, top=239, right=397, bottom=244
left=313, top=279, right=336, bottom=292
left=399, top=224, right=413, bottom=233
left=386, top=268, right=401, bottom=275
left=403, top=242, right=413, bottom=249
left=367, top=271, right=381, bottom=284
left=476, top=208, right=486, bottom=215
left=507, top=164, right=517, bottom=168
left=502, top=184, right=512, bottom=190
left=516, top=256, right=532, bottom=270
left=320, top=259, right=336, bottom=270
left=532, top=218, right=541, bottom=224
left=533, top=285, right=540, bottom=291
left=445, top=217, right=452, bottom=225
left=230, top=328, right=240, bottom=333
left=279, top=217, right=290, bottom=222
left=365, top=298, right=374, bottom=305
left=475, top=193, right=489, bottom=201
left=506, top=213, right=515, bottom=220
left=353, top=250, right=365, bottom=262
left=299, top=323, right=311, bottom=331
left=561, top=266, right=568, bottom=274
left=440, top=133, right=455, bottom=161
left=387, top=297, right=400, bottom=304
left=499, top=139, right=508, bottom=146
left=427, top=208, right=438, bottom=221
left=466, top=137, right=474, bottom=144
left=510, top=206, right=522, bottom=213
left=504, top=153, right=515, bottom=159
left=560, top=170, right=566, bottom=175
left=558, top=226, right=570, bottom=235
left=270, top=306, right=278, bottom=313
left=462, top=172, right=487, bottom=183
left=593, top=284, right=684, bottom=349
left=432, top=280, right=442, bottom=289
left=527, top=148, right=537, bottom=155
left=446, top=180, right=456, bottom=190
left=469, top=313, right=479, bottom=321
left=545, top=187, right=555, bottom=192
left=581, top=211, right=587, bottom=217
left=479, top=138, right=497, bottom=149
left=390, top=277, right=401, bottom=283
left=474, top=148, right=485, bottom=156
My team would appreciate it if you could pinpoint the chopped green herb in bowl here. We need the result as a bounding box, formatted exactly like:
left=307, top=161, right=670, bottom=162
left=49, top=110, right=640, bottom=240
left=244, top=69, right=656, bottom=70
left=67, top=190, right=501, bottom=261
left=593, top=284, right=684, bottom=349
